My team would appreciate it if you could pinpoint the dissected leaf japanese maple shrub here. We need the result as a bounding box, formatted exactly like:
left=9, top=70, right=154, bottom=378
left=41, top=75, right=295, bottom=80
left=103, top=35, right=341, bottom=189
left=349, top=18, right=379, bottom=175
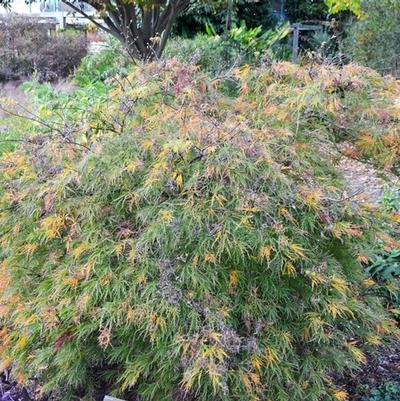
left=244, top=62, right=400, bottom=173
left=0, top=61, right=398, bottom=401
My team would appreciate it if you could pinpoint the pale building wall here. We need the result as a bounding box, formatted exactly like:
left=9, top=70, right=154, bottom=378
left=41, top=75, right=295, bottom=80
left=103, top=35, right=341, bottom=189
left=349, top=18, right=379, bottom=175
left=0, top=0, right=41, bottom=14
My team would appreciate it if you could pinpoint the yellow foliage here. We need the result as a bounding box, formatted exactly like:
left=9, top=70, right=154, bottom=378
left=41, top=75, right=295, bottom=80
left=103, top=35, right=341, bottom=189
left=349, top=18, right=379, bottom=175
left=15, top=335, right=29, bottom=351
left=126, top=309, right=135, bottom=323
left=64, top=276, right=79, bottom=288
left=332, top=389, right=348, bottom=401
left=240, top=373, right=253, bottom=391
left=204, top=253, right=216, bottom=263
left=40, top=214, right=66, bottom=239
left=251, top=355, right=263, bottom=372
left=331, top=276, right=349, bottom=294
left=207, top=364, right=222, bottom=392
left=288, top=243, right=307, bottom=260
left=125, top=160, right=141, bottom=172
left=357, top=133, right=383, bottom=156
left=390, top=213, right=400, bottom=224
left=172, top=171, right=183, bottom=189
left=201, top=345, right=227, bottom=362
left=327, top=302, right=340, bottom=319
left=229, top=270, right=239, bottom=294
left=282, top=260, right=297, bottom=277
left=299, top=187, right=324, bottom=211
left=22, top=243, right=38, bottom=257
left=249, top=372, right=261, bottom=387
left=0, top=356, right=12, bottom=371
left=259, top=245, right=272, bottom=260
left=346, top=341, right=367, bottom=364
left=365, top=334, right=382, bottom=346
left=306, top=271, right=326, bottom=289
left=361, top=278, right=375, bottom=287
left=161, top=209, right=173, bottom=223
left=209, top=332, right=222, bottom=343
left=265, top=347, right=280, bottom=366
left=332, top=222, right=363, bottom=240
left=114, top=243, right=124, bottom=256
left=236, top=64, right=251, bottom=79
left=79, top=259, right=96, bottom=279
left=71, top=242, right=93, bottom=259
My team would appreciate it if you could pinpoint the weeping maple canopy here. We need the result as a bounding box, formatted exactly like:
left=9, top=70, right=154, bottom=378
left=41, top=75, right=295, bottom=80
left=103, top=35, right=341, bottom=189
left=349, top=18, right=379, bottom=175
left=0, top=60, right=399, bottom=400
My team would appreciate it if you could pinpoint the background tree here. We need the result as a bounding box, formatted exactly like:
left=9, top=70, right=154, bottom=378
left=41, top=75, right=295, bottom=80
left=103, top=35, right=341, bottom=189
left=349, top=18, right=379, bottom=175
left=344, top=0, right=400, bottom=77
left=325, top=0, right=362, bottom=17
left=283, top=0, right=328, bottom=22
left=174, top=0, right=276, bottom=37
left=175, top=0, right=362, bottom=38
left=0, top=0, right=363, bottom=61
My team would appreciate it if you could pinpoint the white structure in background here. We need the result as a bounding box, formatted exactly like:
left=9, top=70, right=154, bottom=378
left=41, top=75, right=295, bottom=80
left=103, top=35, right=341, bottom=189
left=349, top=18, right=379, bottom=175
left=0, top=0, right=95, bottom=29
left=0, top=0, right=41, bottom=13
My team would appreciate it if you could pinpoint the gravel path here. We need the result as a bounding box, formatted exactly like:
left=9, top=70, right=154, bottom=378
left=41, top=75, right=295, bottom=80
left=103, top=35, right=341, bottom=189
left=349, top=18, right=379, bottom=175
left=336, top=143, right=399, bottom=207
left=335, top=96, right=400, bottom=207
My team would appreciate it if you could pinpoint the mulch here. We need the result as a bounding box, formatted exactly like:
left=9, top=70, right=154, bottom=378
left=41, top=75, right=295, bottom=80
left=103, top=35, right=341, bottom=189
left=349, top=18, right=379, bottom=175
left=2, top=341, right=400, bottom=401
left=335, top=340, right=400, bottom=400
left=0, top=370, right=34, bottom=401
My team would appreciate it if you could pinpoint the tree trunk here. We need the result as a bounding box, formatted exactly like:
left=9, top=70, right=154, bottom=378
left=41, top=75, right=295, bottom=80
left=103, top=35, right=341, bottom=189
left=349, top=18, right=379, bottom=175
left=62, top=0, right=190, bottom=61
left=225, top=0, right=233, bottom=32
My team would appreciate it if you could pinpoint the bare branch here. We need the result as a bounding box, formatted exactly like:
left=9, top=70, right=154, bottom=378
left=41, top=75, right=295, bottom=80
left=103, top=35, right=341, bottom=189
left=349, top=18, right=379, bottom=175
left=62, top=0, right=112, bottom=34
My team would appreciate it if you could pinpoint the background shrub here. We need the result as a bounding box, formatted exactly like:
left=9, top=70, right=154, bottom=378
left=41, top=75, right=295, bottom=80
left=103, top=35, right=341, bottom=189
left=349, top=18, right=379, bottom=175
left=165, top=22, right=291, bottom=77
left=33, top=34, right=88, bottom=82
left=380, top=186, right=400, bottom=213
left=344, top=0, right=400, bottom=77
left=0, top=15, right=87, bottom=82
left=74, top=36, right=131, bottom=86
left=0, top=15, right=48, bottom=81
left=164, top=34, right=237, bottom=76
left=365, top=249, right=400, bottom=317
left=0, top=61, right=399, bottom=401
left=174, top=0, right=278, bottom=37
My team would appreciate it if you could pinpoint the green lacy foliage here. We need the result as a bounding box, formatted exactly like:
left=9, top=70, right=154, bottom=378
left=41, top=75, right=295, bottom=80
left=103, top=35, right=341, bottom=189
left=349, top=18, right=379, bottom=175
left=243, top=62, right=400, bottom=172
left=362, top=382, right=400, bottom=401
left=344, top=0, right=400, bottom=78
left=0, top=62, right=399, bottom=401
left=0, top=41, right=125, bottom=158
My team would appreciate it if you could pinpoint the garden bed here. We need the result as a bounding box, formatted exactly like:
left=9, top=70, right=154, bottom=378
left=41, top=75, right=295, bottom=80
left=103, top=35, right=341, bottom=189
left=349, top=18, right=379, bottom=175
left=335, top=340, right=400, bottom=400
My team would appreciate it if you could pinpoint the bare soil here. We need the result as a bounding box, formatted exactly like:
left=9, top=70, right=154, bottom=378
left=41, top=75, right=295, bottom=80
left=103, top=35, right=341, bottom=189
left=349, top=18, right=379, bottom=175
left=335, top=341, right=400, bottom=400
